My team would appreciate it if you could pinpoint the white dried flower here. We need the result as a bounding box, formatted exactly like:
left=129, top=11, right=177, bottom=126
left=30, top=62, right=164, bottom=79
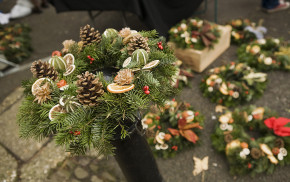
left=248, top=115, right=253, bottom=122
left=141, top=118, right=148, bottom=129
left=264, top=57, right=273, bottom=65
left=232, top=92, right=239, bottom=99
left=215, top=78, right=222, bottom=84
left=155, top=144, right=161, bottom=150
left=160, top=143, right=169, bottom=150
left=227, top=124, right=234, bottom=131
left=191, top=37, right=197, bottom=43
left=239, top=151, right=247, bottom=159
left=219, top=123, right=228, bottom=131
left=208, top=87, right=214, bottom=92
left=280, top=148, right=287, bottom=156
left=197, top=20, right=203, bottom=27
left=180, top=23, right=187, bottom=30
left=242, top=148, right=250, bottom=155
left=158, top=132, right=165, bottom=139
left=173, top=28, right=178, bottom=33
left=212, top=115, right=217, bottom=120
left=181, top=31, right=190, bottom=38
left=273, top=38, right=280, bottom=44
left=257, top=39, right=266, bottom=45
left=278, top=153, right=284, bottom=160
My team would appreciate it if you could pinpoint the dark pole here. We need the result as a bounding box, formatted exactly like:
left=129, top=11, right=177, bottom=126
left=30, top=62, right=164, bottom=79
left=112, top=119, right=164, bottom=182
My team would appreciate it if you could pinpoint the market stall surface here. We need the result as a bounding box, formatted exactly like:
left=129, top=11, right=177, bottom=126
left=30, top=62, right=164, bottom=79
left=0, top=0, right=289, bottom=181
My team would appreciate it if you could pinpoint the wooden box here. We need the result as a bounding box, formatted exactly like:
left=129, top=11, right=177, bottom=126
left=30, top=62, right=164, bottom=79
left=169, top=25, right=232, bottom=73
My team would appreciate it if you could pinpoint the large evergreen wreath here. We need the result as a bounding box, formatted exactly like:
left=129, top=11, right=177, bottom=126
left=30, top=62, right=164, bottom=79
left=143, top=100, right=204, bottom=158
left=200, top=63, right=267, bottom=107
left=237, top=38, right=290, bottom=71
left=211, top=106, right=290, bottom=176
left=17, top=26, right=177, bottom=156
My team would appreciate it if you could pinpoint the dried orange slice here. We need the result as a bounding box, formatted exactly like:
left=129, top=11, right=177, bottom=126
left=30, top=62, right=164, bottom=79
left=122, top=57, right=132, bottom=68
left=142, top=60, right=159, bottom=70
left=48, top=104, right=65, bottom=121
left=63, top=53, right=75, bottom=67
left=107, top=83, right=134, bottom=93
left=63, top=65, right=75, bottom=76
left=31, top=78, right=51, bottom=96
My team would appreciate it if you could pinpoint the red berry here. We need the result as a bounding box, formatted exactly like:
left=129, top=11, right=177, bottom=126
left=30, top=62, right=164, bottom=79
left=195, top=112, right=199, bottom=116
left=144, top=90, right=150, bottom=95
left=74, top=131, right=81, bottom=136
left=155, top=116, right=160, bottom=120
left=69, top=130, right=73, bottom=134
left=157, top=125, right=161, bottom=129
left=52, top=50, right=62, bottom=57
left=143, top=86, right=149, bottom=91
left=247, top=163, right=252, bottom=169
left=87, top=55, right=92, bottom=59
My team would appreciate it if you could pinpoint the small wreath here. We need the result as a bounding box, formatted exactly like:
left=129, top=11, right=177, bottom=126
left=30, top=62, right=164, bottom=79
left=237, top=38, right=290, bottom=71
left=228, top=19, right=257, bottom=45
left=168, top=18, right=220, bottom=50
left=211, top=106, right=290, bottom=176
left=200, top=63, right=267, bottom=107
left=0, top=23, right=32, bottom=63
left=18, top=26, right=177, bottom=156
left=142, top=100, right=204, bottom=158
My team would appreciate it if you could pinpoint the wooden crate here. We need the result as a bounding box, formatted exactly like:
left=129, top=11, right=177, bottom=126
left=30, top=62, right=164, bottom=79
left=169, top=25, right=232, bottom=73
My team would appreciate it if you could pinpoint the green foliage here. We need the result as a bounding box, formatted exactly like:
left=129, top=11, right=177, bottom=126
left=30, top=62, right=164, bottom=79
left=211, top=106, right=290, bottom=176
left=200, top=63, right=267, bottom=107
left=17, top=27, right=177, bottom=156
left=0, top=24, right=33, bottom=63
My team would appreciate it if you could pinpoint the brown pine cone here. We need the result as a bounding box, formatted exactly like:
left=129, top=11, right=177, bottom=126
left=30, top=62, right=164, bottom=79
left=80, top=24, right=101, bottom=47
left=114, top=69, right=134, bottom=86
left=76, top=71, right=104, bottom=106
left=30, top=60, right=58, bottom=81
left=127, top=34, right=150, bottom=55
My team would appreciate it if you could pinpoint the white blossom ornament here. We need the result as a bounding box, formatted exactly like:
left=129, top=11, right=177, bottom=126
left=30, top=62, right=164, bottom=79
left=208, top=87, right=213, bottom=92
left=280, top=148, right=287, bottom=156
left=264, top=57, right=273, bottom=65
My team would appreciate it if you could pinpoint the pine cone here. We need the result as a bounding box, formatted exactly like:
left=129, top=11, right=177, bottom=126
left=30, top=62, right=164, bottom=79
left=127, top=34, right=150, bottom=55
left=30, top=60, right=58, bottom=81
left=76, top=71, right=104, bottom=106
left=114, top=69, right=134, bottom=86
left=274, top=138, right=285, bottom=148
left=224, top=134, right=233, bottom=143
left=250, top=148, right=262, bottom=159
left=34, top=82, right=52, bottom=104
left=80, top=24, right=101, bottom=47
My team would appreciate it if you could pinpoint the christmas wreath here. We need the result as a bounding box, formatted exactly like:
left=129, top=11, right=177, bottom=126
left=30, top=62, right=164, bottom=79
left=168, top=18, right=220, bottom=50
left=228, top=19, right=258, bottom=45
left=17, top=25, right=178, bottom=156
left=211, top=106, right=290, bottom=176
left=142, top=100, right=204, bottom=158
left=237, top=38, right=290, bottom=71
left=0, top=24, right=33, bottom=63
left=200, top=63, right=267, bottom=107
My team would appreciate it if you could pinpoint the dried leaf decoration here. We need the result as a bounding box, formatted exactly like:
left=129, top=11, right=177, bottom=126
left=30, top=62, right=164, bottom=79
left=167, top=118, right=202, bottom=143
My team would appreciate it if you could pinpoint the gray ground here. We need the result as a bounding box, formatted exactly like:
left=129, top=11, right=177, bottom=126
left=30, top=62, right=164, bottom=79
left=0, top=0, right=289, bottom=181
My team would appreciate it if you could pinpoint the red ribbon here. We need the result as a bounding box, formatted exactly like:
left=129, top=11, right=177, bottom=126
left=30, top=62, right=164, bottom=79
left=264, top=117, right=290, bottom=137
